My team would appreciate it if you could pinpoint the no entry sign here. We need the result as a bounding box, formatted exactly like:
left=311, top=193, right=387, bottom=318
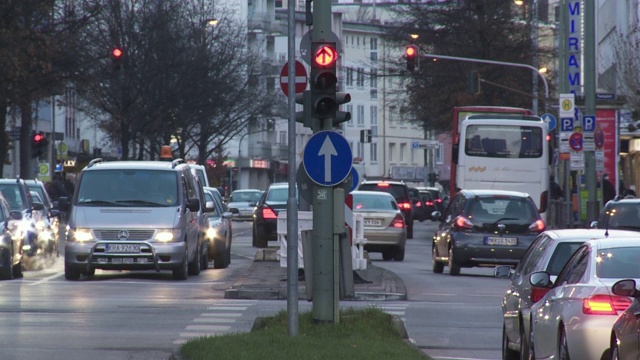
left=280, top=60, right=307, bottom=96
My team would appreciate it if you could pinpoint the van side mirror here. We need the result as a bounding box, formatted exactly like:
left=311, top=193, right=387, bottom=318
left=186, top=198, right=200, bottom=212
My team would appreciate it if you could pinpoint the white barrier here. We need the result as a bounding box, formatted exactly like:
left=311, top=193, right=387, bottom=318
left=276, top=210, right=367, bottom=270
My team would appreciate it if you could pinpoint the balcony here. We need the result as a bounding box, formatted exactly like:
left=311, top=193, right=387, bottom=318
left=248, top=12, right=273, bottom=33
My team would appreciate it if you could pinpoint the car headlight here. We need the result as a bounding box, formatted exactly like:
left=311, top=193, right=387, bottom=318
left=153, top=229, right=182, bottom=242
left=68, top=228, right=94, bottom=242
left=206, top=227, right=218, bottom=240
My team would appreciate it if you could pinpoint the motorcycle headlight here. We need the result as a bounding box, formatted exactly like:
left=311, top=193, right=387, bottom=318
left=68, top=228, right=94, bottom=242
left=153, top=229, right=182, bottom=242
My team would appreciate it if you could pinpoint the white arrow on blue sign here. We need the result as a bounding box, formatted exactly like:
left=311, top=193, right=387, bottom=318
left=303, top=130, right=352, bottom=186
left=541, top=113, right=556, bottom=132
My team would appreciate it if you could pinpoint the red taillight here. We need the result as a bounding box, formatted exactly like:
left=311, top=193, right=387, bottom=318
left=455, top=216, right=473, bottom=229
left=415, top=202, right=422, bottom=207
left=377, top=182, right=390, bottom=187
left=435, top=198, right=442, bottom=203
left=530, top=286, right=552, bottom=303
left=582, top=295, right=632, bottom=315
left=392, top=214, right=405, bottom=228
left=425, top=201, right=434, bottom=206
left=529, top=219, right=546, bottom=232
left=398, top=202, right=411, bottom=210
left=262, top=207, right=277, bottom=220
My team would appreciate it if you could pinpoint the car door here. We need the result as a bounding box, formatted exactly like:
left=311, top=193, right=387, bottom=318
left=182, top=173, right=199, bottom=258
left=434, top=194, right=463, bottom=256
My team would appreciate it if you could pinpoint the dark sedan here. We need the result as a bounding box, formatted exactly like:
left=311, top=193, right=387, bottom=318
left=432, top=189, right=545, bottom=275
left=252, top=183, right=291, bottom=248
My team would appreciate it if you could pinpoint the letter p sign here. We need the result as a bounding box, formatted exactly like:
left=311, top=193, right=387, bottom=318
left=582, top=115, right=596, bottom=132
left=561, top=117, right=574, bottom=132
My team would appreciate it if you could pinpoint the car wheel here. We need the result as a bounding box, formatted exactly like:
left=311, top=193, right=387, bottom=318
left=83, top=268, right=95, bottom=277
left=214, top=239, right=230, bottom=269
left=188, top=243, right=201, bottom=276
left=172, top=248, right=189, bottom=280
left=1, top=248, right=13, bottom=280
left=393, top=245, right=405, bottom=261
left=448, top=247, right=460, bottom=275
left=611, top=336, right=620, bottom=360
left=253, top=223, right=268, bottom=248
left=518, top=321, right=529, bottom=360
left=406, top=220, right=414, bottom=239
left=64, top=263, right=81, bottom=281
left=432, top=245, right=444, bottom=273
left=382, top=251, right=393, bottom=261
left=201, top=241, right=209, bottom=270
left=502, top=325, right=518, bottom=360
left=558, top=328, right=569, bottom=360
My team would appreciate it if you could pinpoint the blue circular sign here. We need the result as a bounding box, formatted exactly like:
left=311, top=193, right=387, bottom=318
left=541, top=113, right=556, bottom=132
left=349, top=167, right=359, bottom=192
left=303, top=131, right=352, bottom=186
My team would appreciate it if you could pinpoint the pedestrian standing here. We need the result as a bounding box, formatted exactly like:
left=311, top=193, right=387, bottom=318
left=602, top=173, right=616, bottom=204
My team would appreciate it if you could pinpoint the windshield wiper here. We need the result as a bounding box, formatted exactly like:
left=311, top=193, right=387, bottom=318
left=78, top=199, right=119, bottom=206
left=115, top=199, right=167, bottom=207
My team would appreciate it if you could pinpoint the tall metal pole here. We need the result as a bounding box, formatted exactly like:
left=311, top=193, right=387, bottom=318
left=311, top=0, right=336, bottom=323
left=286, top=0, right=299, bottom=336
left=559, top=0, right=572, bottom=228
left=531, top=0, right=539, bottom=114
left=584, top=0, right=598, bottom=222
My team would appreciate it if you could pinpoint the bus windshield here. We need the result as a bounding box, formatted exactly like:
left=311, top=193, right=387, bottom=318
left=464, top=125, right=543, bottom=159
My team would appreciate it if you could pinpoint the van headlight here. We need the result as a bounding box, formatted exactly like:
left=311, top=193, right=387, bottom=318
left=153, top=229, right=182, bottom=242
left=69, top=228, right=94, bottom=242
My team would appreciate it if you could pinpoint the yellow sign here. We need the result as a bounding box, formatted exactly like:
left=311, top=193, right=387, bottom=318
left=58, top=142, right=68, bottom=153
left=561, top=99, right=573, bottom=112
left=38, top=163, right=49, bottom=175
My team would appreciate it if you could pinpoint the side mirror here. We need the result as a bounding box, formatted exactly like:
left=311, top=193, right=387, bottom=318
left=186, top=198, right=200, bottom=212
left=204, top=200, right=215, bottom=213
left=9, top=210, right=23, bottom=220
left=229, top=208, right=240, bottom=215
left=431, top=211, right=442, bottom=222
left=222, top=211, right=234, bottom=219
left=32, top=202, right=45, bottom=211
left=612, top=279, right=639, bottom=297
left=494, top=265, right=512, bottom=278
left=529, top=271, right=553, bottom=288
left=589, top=220, right=598, bottom=229
left=249, top=201, right=257, bottom=206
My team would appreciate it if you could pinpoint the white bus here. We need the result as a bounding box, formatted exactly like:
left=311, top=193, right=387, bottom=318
left=453, top=114, right=550, bottom=221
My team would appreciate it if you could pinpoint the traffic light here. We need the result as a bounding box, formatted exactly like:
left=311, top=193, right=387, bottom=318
left=309, top=42, right=351, bottom=127
left=360, top=129, right=372, bottom=143
left=405, top=45, right=418, bottom=72
left=31, top=132, right=48, bottom=159
left=111, top=47, right=123, bottom=71
left=467, top=70, right=480, bottom=95
left=428, top=172, right=439, bottom=184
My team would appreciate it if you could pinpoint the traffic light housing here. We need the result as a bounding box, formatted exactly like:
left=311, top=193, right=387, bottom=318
left=31, top=132, right=48, bottom=159
left=467, top=70, right=480, bottom=95
left=111, top=47, right=123, bottom=71
left=360, top=129, right=372, bottom=143
left=309, top=42, right=351, bottom=127
left=405, top=45, right=418, bottom=72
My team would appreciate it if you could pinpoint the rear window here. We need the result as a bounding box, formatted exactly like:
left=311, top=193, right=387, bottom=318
left=467, top=196, right=538, bottom=222
left=352, top=194, right=398, bottom=211
left=230, top=191, right=262, bottom=203
left=358, top=183, right=408, bottom=202
left=602, top=203, right=640, bottom=230
left=597, top=247, right=640, bottom=278
left=546, top=242, right=583, bottom=275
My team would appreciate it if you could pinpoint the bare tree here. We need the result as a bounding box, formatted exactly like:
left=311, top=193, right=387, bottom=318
left=608, top=30, right=640, bottom=120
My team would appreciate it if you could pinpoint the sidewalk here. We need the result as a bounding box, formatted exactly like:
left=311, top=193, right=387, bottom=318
left=224, top=248, right=407, bottom=301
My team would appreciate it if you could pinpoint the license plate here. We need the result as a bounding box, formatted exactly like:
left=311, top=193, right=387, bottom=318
left=485, top=237, right=518, bottom=246
left=106, top=244, right=140, bottom=253
left=364, top=218, right=382, bottom=226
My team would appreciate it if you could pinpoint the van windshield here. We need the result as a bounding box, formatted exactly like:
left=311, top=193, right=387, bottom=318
left=76, top=170, right=179, bottom=207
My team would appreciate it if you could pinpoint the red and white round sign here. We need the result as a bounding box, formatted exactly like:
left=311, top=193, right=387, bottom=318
left=280, top=60, right=307, bottom=96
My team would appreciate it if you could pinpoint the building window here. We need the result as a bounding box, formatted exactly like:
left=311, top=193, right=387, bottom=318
left=370, top=69, right=377, bottom=88
left=279, top=131, right=286, bottom=144
left=389, top=143, right=395, bottom=163
left=346, top=67, right=353, bottom=87
left=400, top=143, right=406, bottom=163
left=370, top=89, right=377, bottom=100
left=370, top=142, right=378, bottom=163
left=436, top=143, right=444, bottom=164
left=357, top=105, right=365, bottom=126
left=370, top=106, right=378, bottom=136
left=357, top=142, right=364, bottom=159
left=370, top=38, right=378, bottom=51
left=411, top=147, right=415, bottom=163
left=356, top=68, right=365, bottom=87
left=370, top=52, right=377, bottom=63
left=389, top=106, right=397, bottom=127
left=346, top=104, right=354, bottom=126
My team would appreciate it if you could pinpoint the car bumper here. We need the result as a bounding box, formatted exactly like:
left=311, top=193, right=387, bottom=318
left=65, top=241, right=187, bottom=272
left=363, top=229, right=406, bottom=248
left=452, top=232, right=537, bottom=267
left=255, top=220, right=278, bottom=241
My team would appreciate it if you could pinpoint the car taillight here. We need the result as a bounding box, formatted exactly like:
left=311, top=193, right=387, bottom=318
left=425, top=201, right=434, bottom=206
left=398, top=202, right=411, bottom=210
left=582, top=295, right=632, bottom=315
left=392, top=214, right=405, bottom=228
left=530, top=285, right=552, bottom=303
left=529, top=219, right=546, bottom=232
left=415, top=202, right=422, bottom=208
left=262, top=207, right=277, bottom=220
left=455, top=216, right=473, bottom=229
left=377, top=183, right=390, bottom=187
left=435, top=198, right=442, bottom=203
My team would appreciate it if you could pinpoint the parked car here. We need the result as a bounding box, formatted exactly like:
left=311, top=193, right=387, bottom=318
left=252, top=182, right=292, bottom=248
left=528, top=237, right=640, bottom=360
left=350, top=190, right=407, bottom=261
left=60, top=158, right=213, bottom=280
left=0, top=193, right=24, bottom=279
left=590, top=196, right=640, bottom=231
left=408, top=187, right=428, bottom=222
left=204, top=186, right=226, bottom=212
left=25, top=179, right=60, bottom=241
left=227, top=189, right=263, bottom=221
left=494, top=228, right=640, bottom=360
left=432, top=189, right=545, bottom=275
left=418, top=190, right=437, bottom=221
left=202, top=187, right=234, bottom=269
left=610, top=278, right=640, bottom=359
left=357, top=180, right=414, bottom=239
left=0, top=178, right=45, bottom=257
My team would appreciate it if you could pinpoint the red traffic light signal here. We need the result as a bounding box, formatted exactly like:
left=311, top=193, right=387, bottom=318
left=313, top=44, right=337, bottom=68
left=33, top=132, right=45, bottom=144
left=111, top=47, right=124, bottom=71
left=112, top=48, right=123, bottom=59
left=406, top=45, right=418, bottom=72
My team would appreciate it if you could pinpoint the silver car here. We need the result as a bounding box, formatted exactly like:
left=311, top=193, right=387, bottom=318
left=610, top=278, right=640, bottom=359
left=350, top=190, right=407, bottom=261
left=528, top=237, right=640, bottom=360
left=495, top=229, right=640, bottom=360
left=202, top=188, right=233, bottom=269
left=227, top=189, right=263, bottom=221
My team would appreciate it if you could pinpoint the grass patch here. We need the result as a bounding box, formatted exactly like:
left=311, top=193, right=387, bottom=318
left=179, top=307, right=431, bottom=360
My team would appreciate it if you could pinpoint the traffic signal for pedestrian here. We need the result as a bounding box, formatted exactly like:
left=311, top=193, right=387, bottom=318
left=405, top=45, right=418, bottom=72
left=467, top=70, right=480, bottom=95
left=111, top=47, right=123, bottom=71
left=360, top=129, right=372, bottom=143
left=309, top=42, right=351, bottom=127
left=31, top=132, right=48, bottom=158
